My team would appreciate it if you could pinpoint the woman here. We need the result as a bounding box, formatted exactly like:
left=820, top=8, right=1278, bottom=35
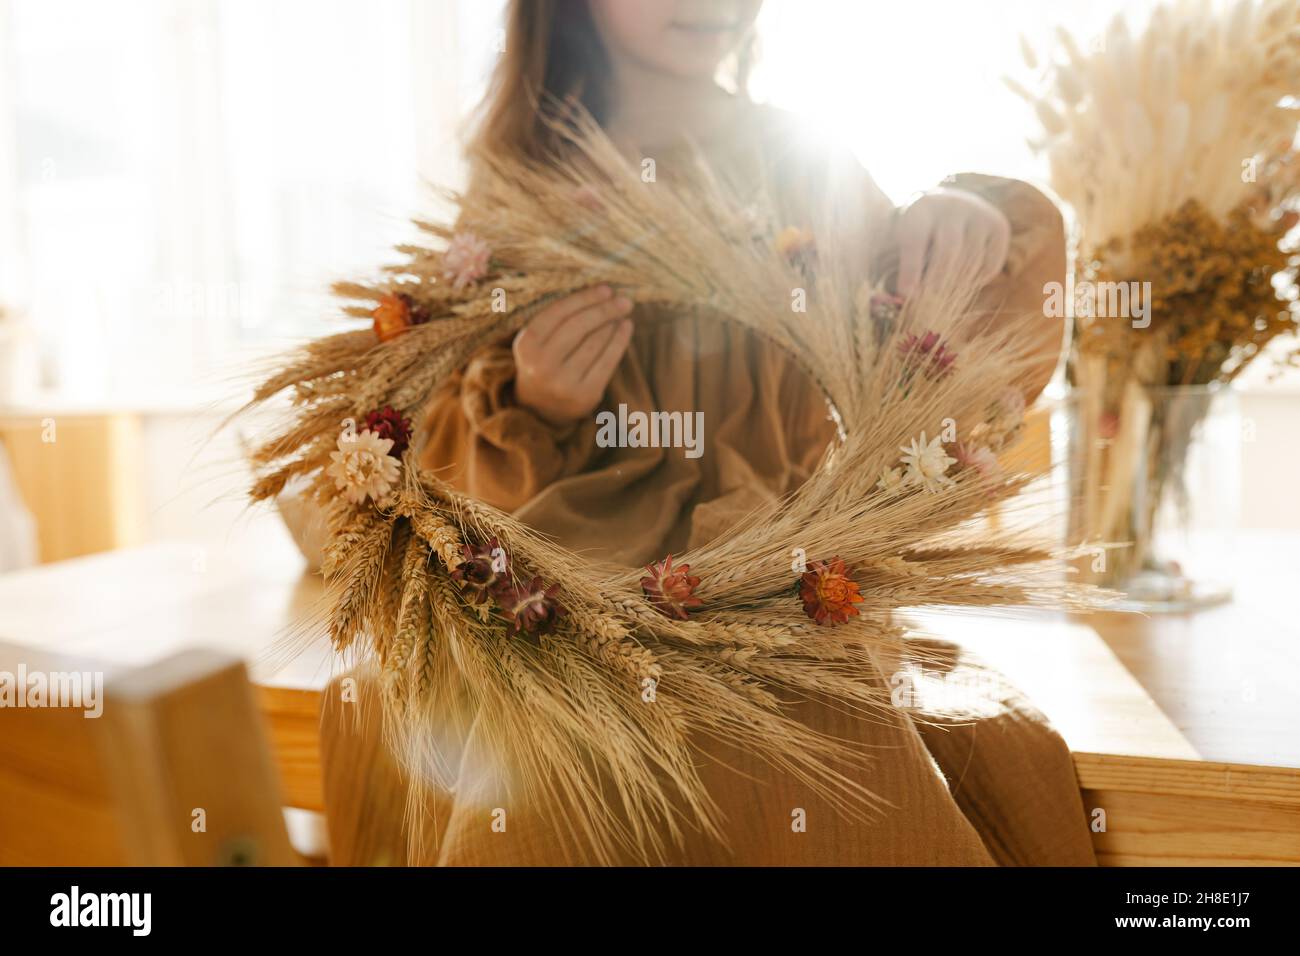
left=329, top=0, right=1092, bottom=865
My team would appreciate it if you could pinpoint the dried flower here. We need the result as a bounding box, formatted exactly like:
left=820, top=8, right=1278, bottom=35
left=371, top=291, right=431, bottom=342
left=799, top=557, right=864, bottom=626
left=876, top=466, right=905, bottom=494
left=775, top=225, right=814, bottom=257
left=572, top=184, right=604, bottom=212
left=495, top=576, right=566, bottom=636
left=443, top=231, right=492, bottom=290
left=775, top=225, right=817, bottom=274
left=372, top=293, right=411, bottom=343
left=990, top=386, right=1026, bottom=432
left=327, top=429, right=401, bottom=505
left=363, top=406, right=413, bottom=457
left=1082, top=200, right=1298, bottom=384
left=950, top=442, right=1001, bottom=480
left=869, top=291, right=905, bottom=324
left=450, top=537, right=509, bottom=603
left=641, top=554, right=703, bottom=620
left=899, top=431, right=956, bottom=493
left=1022, top=12, right=1300, bottom=386
left=1098, top=410, right=1120, bottom=440
left=898, top=331, right=958, bottom=379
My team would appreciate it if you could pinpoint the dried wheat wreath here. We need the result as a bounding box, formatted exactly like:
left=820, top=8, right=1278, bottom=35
left=245, top=123, right=1086, bottom=863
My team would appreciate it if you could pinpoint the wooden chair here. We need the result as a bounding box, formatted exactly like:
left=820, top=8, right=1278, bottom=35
left=0, top=642, right=299, bottom=866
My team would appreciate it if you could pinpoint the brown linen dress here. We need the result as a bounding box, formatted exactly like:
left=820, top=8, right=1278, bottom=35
left=397, top=106, right=1095, bottom=865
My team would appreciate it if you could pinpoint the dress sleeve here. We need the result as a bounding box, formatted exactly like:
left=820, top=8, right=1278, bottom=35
left=416, top=343, right=596, bottom=513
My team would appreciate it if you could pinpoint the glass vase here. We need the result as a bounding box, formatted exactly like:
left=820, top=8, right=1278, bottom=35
left=1055, top=384, right=1240, bottom=611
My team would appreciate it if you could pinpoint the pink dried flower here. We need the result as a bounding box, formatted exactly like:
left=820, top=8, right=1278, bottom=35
left=950, top=442, right=1001, bottom=479
left=572, top=184, right=604, bottom=212
left=992, top=386, right=1026, bottom=427
left=898, top=331, right=958, bottom=379
left=641, top=554, right=703, bottom=620
left=442, top=231, right=492, bottom=291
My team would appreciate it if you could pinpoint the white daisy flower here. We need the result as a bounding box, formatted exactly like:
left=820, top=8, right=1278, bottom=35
left=327, top=429, right=401, bottom=505
left=899, top=431, right=956, bottom=494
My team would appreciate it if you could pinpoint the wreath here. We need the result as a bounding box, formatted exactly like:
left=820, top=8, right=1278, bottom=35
left=246, top=121, right=1090, bottom=864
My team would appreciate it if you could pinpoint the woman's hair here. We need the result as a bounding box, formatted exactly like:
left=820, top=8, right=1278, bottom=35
left=466, top=0, right=755, bottom=169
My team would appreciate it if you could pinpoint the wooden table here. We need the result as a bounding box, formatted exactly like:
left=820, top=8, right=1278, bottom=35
left=1, top=512, right=1297, bottom=864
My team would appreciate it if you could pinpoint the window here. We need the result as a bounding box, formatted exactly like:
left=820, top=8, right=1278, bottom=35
left=1, top=0, right=503, bottom=402
left=4, top=0, right=1294, bottom=402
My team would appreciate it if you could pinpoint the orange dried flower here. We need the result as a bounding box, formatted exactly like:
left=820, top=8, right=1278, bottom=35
left=641, top=554, right=703, bottom=620
left=775, top=225, right=814, bottom=256
left=799, top=557, right=864, bottom=626
left=775, top=226, right=817, bottom=275
left=372, top=293, right=411, bottom=343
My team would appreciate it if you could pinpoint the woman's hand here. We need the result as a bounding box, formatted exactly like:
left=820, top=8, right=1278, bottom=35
left=513, top=285, right=635, bottom=426
left=896, top=188, right=1011, bottom=297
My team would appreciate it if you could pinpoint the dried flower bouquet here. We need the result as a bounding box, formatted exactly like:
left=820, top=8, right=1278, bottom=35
left=1013, top=0, right=1300, bottom=598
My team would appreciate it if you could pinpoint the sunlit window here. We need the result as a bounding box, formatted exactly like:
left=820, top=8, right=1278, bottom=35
left=5, top=0, right=1289, bottom=403
left=1, top=0, right=501, bottom=401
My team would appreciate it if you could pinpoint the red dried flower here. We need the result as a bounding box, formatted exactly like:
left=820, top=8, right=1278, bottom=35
left=363, top=406, right=413, bottom=457
left=641, top=554, right=703, bottom=620
left=799, top=557, right=864, bottom=627
left=450, top=537, right=509, bottom=604
left=494, top=576, right=566, bottom=636
left=408, top=300, right=432, bottom=325
left=898, top=330, right=958, bottom=379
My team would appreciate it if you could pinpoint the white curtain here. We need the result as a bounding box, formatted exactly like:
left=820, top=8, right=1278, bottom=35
left=0, top=0, right=503, bottom=402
